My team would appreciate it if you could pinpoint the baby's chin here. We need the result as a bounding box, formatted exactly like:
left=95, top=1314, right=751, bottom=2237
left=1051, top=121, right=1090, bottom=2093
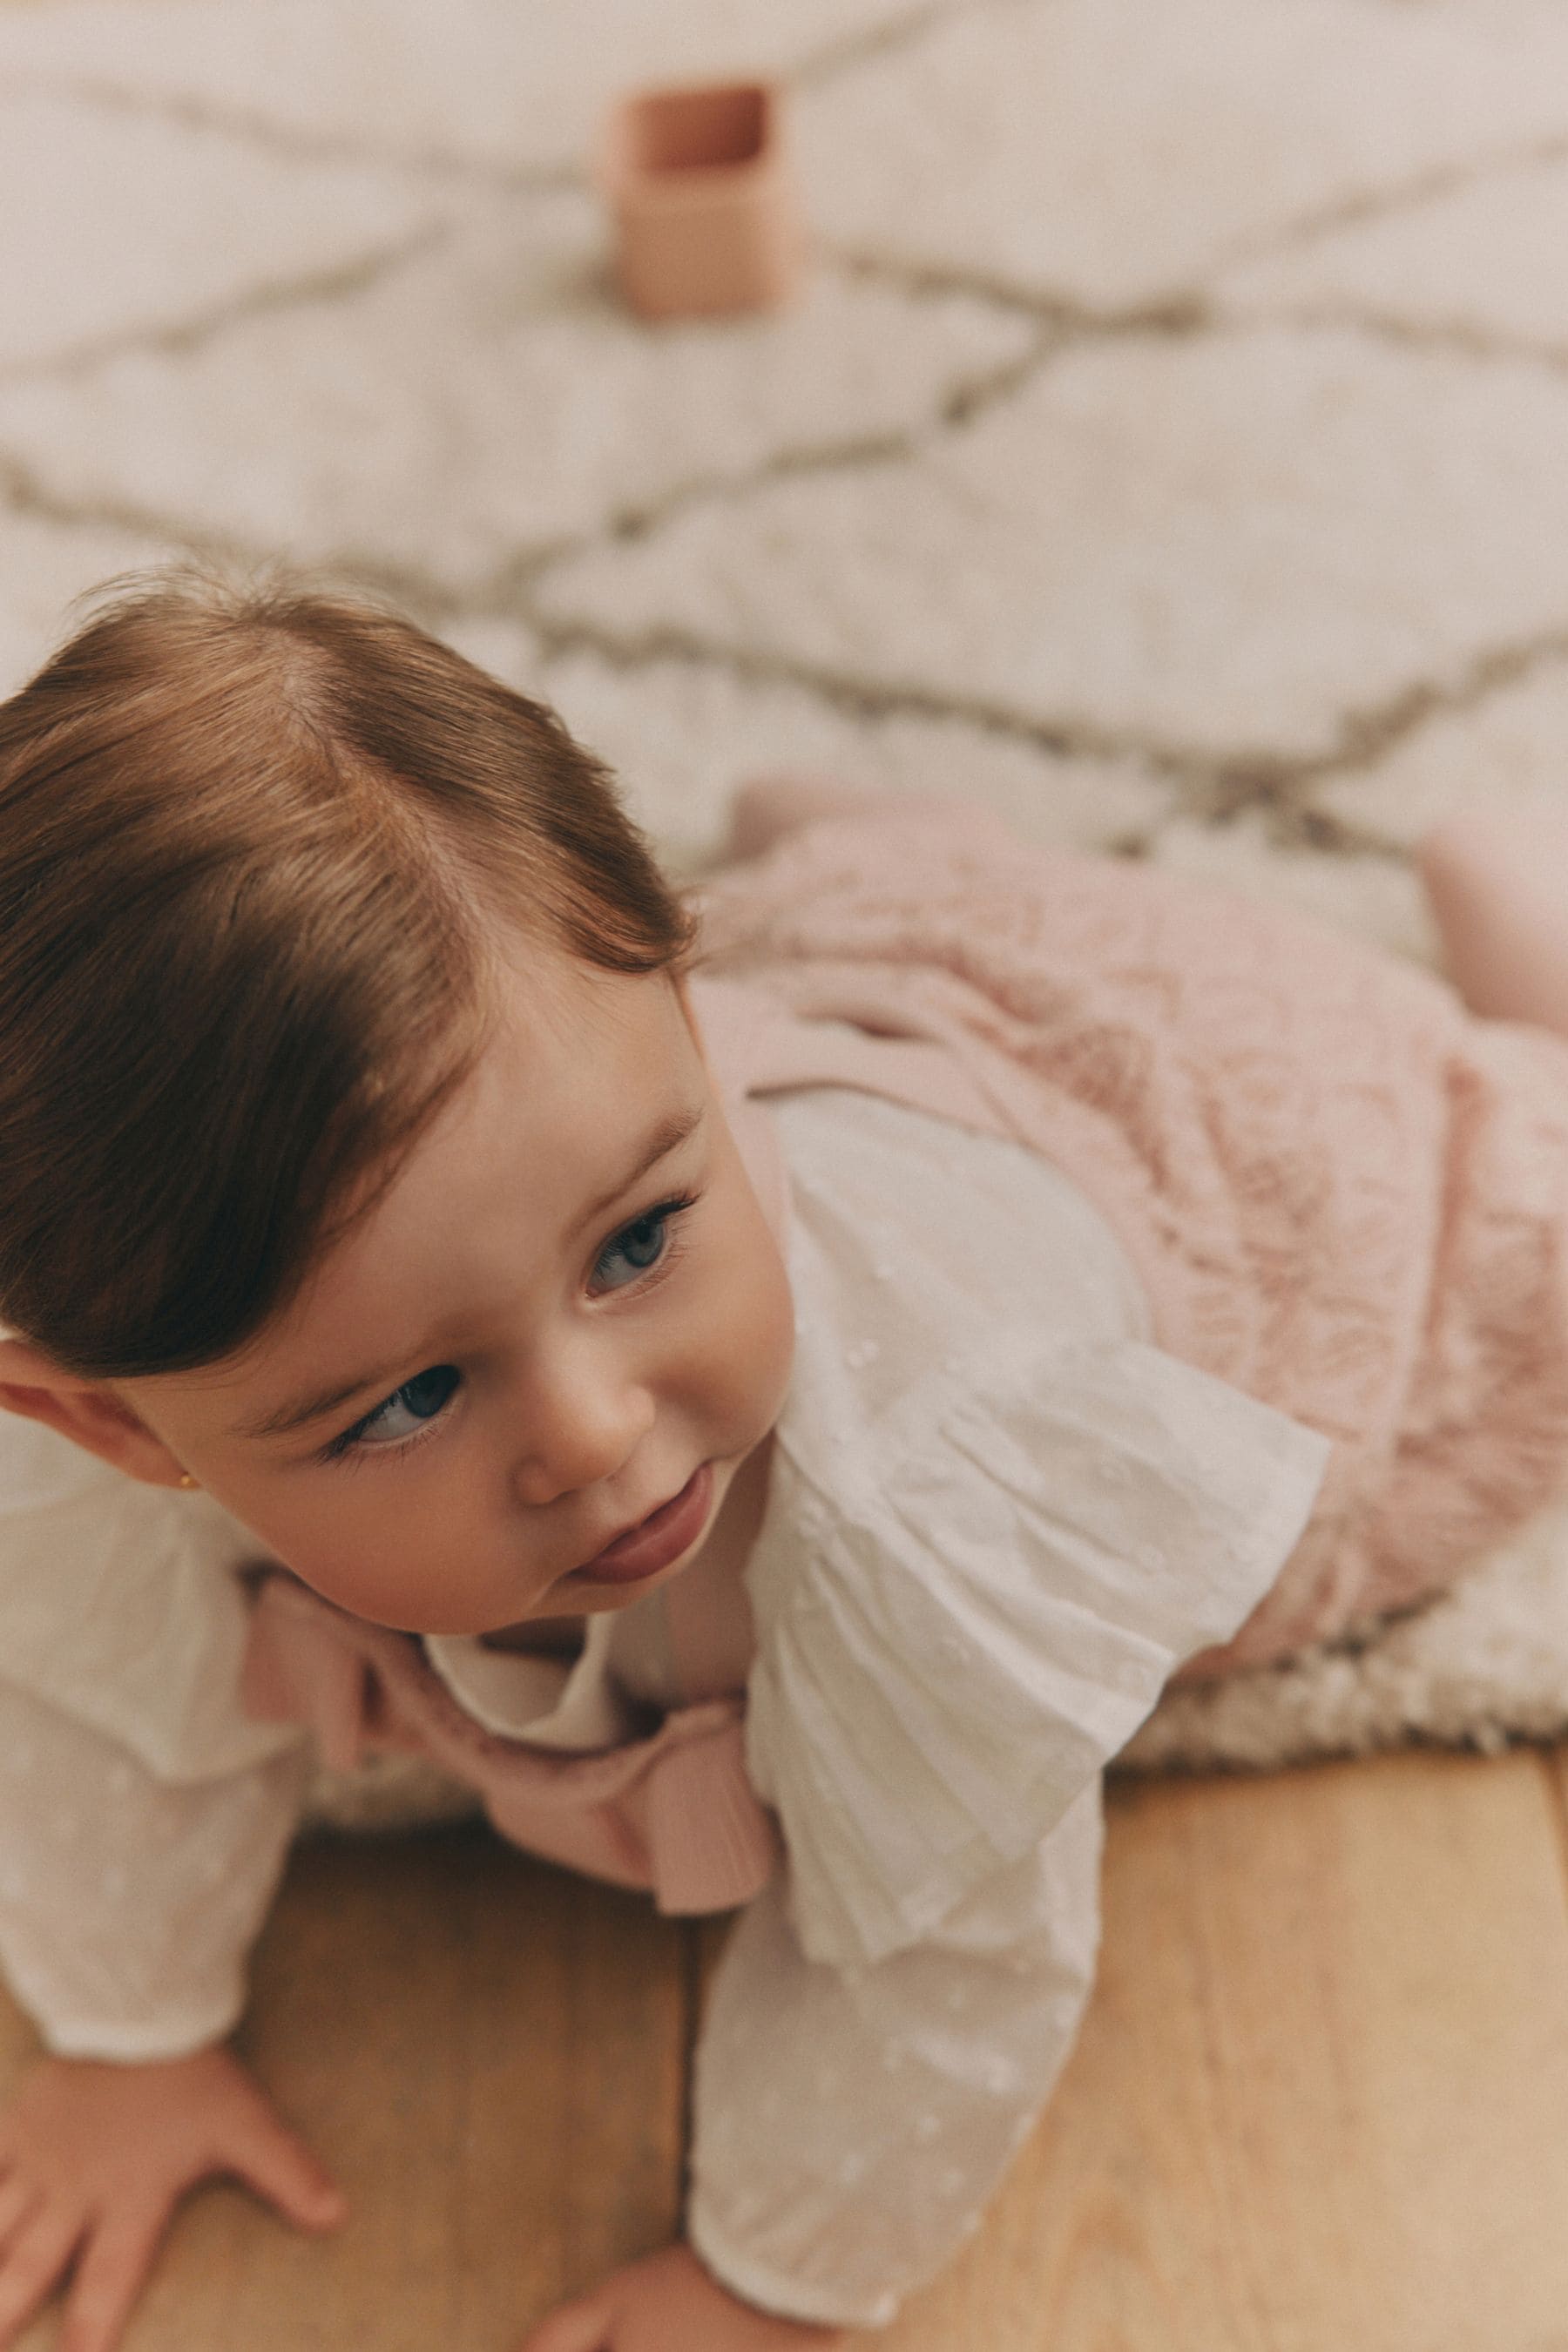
left=476, top=1610, right=590, bottom=1653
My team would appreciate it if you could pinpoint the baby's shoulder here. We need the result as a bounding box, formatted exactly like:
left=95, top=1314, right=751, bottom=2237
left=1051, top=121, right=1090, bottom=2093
left=0, top=1410, right=288, bottom=1779
left=767, top=1080, right=1150, bottom=1387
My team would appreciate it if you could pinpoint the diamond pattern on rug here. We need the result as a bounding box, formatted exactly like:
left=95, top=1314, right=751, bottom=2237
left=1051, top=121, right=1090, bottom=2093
left=3, top=0, right=1568, bottom=1775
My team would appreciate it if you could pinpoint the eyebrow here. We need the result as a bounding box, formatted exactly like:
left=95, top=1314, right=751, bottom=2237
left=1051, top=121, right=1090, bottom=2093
left=235, top=1101, right=706, bottom=1443
left=572, top=1100, right=705, bottom=1238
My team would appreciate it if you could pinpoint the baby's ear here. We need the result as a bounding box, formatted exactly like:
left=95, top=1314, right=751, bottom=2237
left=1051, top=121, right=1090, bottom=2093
left=0, top=1335, right=188, bottom=1485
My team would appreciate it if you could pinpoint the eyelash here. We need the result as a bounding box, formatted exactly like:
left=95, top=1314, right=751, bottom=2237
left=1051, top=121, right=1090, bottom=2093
left=593, top=1191, right=699, bottom=1296
left=317, top=1190, right=701, bottom=1470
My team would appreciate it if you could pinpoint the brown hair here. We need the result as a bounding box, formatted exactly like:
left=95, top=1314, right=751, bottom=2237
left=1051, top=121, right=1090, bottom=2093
left=0, top=570, right=697, bottom=1379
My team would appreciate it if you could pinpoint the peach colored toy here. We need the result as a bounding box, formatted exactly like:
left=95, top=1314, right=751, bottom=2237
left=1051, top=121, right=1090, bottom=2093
left=595, top=80, right=804, bottom=321
left=1418, top=802, right=1568, bottom=1031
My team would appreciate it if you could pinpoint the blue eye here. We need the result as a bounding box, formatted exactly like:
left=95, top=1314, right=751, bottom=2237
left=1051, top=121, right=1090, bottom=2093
left=593, top=1193, right=697, bottom=1292
left=341, top=1364, right=461, bottom=1453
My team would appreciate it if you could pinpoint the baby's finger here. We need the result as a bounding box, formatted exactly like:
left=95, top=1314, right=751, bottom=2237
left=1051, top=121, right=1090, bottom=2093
left=0, top=2198, right=85, bottom=2347
left=516, top=2291, right=613, bottom=2352
left=57, top=2201, right=168, bottom=2352
left=221, top=2111, right=347, bottom=2234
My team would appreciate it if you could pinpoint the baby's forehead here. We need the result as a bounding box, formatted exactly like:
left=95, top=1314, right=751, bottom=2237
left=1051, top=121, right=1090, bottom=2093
left=321, top=960, right=700, bottom=1249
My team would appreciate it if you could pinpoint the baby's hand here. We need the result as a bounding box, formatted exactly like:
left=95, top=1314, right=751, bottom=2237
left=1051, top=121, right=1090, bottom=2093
left=0, top=2044, right=345, bottom=2352
left=517, top=2242, right=843, bottom=2352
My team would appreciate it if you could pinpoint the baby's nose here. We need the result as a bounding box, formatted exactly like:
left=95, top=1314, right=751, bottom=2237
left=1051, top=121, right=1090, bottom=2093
left=508, top=1362, right=658, bottom=1510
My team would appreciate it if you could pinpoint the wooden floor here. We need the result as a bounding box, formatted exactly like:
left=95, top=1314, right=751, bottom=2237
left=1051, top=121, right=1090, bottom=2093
left=11, top=1745, right=1568, bottom=2350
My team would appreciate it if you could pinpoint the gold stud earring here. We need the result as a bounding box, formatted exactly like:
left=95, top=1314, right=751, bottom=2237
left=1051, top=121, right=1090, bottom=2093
left=178, top=1471, right=198, bottom=1490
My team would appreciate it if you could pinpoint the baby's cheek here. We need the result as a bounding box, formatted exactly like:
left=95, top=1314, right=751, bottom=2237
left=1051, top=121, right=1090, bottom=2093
left=247, top=1485, right=476, bottom=1632
left=756, top=1237, right=797, bottom=1412
left=712, top=1224, right=795, bottom=1435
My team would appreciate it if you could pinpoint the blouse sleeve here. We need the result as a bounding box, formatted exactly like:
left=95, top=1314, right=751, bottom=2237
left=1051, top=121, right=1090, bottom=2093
left=0, top=1678, right=309, bottom=2060
left=688, top=1781, right=1104, bottom=2329
left=686, top=1329, right=1327, bottom=2325
left=682, top=1326, right=1328, bottom=2324
left=743, top=1321, right=1330, bottom=1970
left=0, top=1413, right=311, bottom=2056
left=686, top=1085, right=1330, bottom=2321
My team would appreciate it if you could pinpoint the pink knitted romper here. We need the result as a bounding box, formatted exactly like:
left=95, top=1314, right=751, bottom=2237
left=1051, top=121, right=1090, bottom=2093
left=690, top=790, right=1568, bottom=1682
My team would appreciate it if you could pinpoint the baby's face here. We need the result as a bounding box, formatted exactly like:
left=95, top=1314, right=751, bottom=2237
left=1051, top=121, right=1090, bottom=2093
left=121, top=948, right=795, bottom=1634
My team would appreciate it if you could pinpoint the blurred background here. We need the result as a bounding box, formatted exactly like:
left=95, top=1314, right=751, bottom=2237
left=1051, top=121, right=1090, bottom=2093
left=3, top=0, right=1568, bottom=962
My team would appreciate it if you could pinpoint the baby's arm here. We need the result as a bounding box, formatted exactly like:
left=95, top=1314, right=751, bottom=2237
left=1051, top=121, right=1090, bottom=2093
left=0, top=1678, right=335, bottom=2351
left=517, top=1780, right=1105, bottom=2347
left=684, top=1779, right=1105, bottom=2328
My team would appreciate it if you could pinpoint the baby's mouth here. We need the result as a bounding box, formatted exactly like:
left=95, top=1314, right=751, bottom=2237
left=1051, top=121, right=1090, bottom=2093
left=564, top=1463, right=714, bottom=1588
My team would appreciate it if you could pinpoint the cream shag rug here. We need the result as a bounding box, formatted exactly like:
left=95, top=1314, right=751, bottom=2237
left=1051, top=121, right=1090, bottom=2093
left=4, top=0, right=1568, bottom=1785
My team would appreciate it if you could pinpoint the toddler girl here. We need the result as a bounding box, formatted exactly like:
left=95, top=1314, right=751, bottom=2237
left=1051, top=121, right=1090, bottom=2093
left=0, top=573, right=1563, bottom=2352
